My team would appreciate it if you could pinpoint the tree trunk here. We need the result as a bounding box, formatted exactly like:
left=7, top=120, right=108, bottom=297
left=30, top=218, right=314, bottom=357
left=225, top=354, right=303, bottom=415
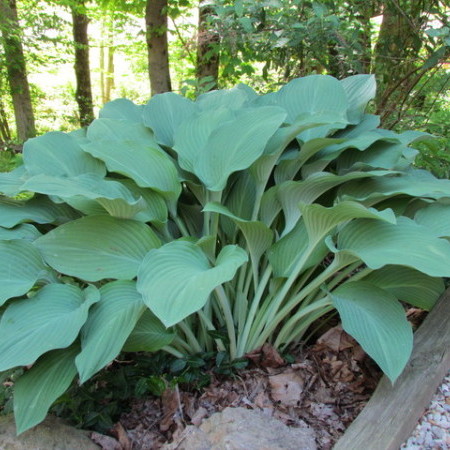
left=100, top=21, right=106, bottom=104
left=100, top=17, right=115, bottom=104
left=0, top=74, right=12, bottom=142
left=352, top=0, right=382, bottom=74
left=0, top=0, right=36, bottom=142
left=146, top=0, right=171, bottom=96
left=0, top=99, right=11, bottom=142
left=373, top=1, right=426, bottom=125
left=105, top=43, right=115, bottom=102
left=196, top=4, right=219, bottom=90
left=71, top=0, right=94, bottom=127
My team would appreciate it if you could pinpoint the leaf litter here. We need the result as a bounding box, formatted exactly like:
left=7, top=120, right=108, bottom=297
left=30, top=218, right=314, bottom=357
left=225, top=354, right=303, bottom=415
left=99, top=325, right=381, bottom=450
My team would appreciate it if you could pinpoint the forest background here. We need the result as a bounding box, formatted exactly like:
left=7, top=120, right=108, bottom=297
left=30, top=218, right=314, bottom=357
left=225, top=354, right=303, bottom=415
left=0, top=0, right=449, bottom=175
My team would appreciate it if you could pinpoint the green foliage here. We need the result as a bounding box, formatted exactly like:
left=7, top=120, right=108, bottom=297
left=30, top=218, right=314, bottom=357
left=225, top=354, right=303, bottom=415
left=1, top=74, right=450, bottom=433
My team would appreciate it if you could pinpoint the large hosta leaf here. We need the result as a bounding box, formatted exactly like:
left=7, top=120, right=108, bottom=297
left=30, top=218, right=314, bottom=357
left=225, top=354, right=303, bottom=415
left=275, top=75, right=349, bottom=141
left=84, top=119, right=181, bottom=203
left=76, top=281, right=146, bottom=383
left=0, top=223, right=42, bottom=241
left=340, top=74, right=376, bottom=123
left=363, top=266, right=444, bottom=310
left=0, top=165, right=28, bottom=197
left=414, top=202, right=450, bottom=238
left=196, top=84, right=257, bottom=110
left=123, top=309, right=175, bottom=352
left=274, top=137, right=344, bottom=184
left=338, top=169, right=450, bottom=203
left=268, top=220, right=329, bottom=278
left=120, top=179, right=168, bottom=225
left=301, top=201, right=396, bottom=242
left=203, top=202, right=274, bottom=271
left=277, top=75, right=348, bottom=123
left=137, top=241, right=247, bottom=327
left=0, top=195, right=79, bottom=228
left=99, top=98, right=144, bottom=122
left=273, top=170, right=395, bottom=235
left=14, top=346, right=79, bottom=434
left=330, top=281, right=413, bottom=383
left=143, top=92, right=196, bottom=147
left=337, top=141, right=414, bottom=173
left=34, top=215, right=160, bottom=281
left=268, top=202, right=395, bottom=278
left=173, top=106, right=286, bottom=191
left=22, top=173, right=147, bottom=219
left=23, top=131, right=105, bottom=177
left=0, top=240, right=49, bottom=306
left=337, top=216, right=450, bottom=277
left=0, top=284, right=99, bottom=371
left=174, top=107, right=240, bottom=174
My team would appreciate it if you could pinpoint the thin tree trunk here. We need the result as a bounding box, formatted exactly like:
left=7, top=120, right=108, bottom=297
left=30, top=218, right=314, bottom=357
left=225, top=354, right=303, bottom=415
left=105, top=39, right=114, bottom=102
left=0, top=0, right=35, bottom=142
left=100, top=17, right=114, bottom=104
left=0, top=75, right=12, bottom=142
left=71, top=0, right=94, bottom=127
left=100, top=20, right=106, bottom=104
left=146, top=0, right=171, bottom=96
left=196, top=3, right=219, bottom=90
left=0, top=99, right=11, bottom=142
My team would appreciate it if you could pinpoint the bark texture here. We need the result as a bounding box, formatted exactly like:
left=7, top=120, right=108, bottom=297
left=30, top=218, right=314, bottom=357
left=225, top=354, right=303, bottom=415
left=196, top=4, right=219, bottom=90
left=146, top=0, right=171, bottom=96
left=71, top=0, right=94, bottom=127
left=0, top=0, right=35, bottom=142
left=373, top=0, right=429, bottom=126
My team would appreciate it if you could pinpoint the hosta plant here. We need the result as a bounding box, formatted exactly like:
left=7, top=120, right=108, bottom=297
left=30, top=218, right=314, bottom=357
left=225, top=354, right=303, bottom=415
left=2, top=74, right=450, bottom=433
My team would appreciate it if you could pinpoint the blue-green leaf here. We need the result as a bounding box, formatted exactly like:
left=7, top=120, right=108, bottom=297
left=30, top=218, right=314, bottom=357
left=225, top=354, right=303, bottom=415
left=0, top=195, right=79, bottom=228
left=14, top=346, right=79, bottom=434
left=23, top=132, right=105, bottom=177
left=337, top=216, right=450, bottom=277
left=0, top=284, right=99, bottom=371
left=99, top=98, right=144, bottom=122
left=143, top=92, right=196, bottom=147
left=137, top=241, right=247, bottom=327
left=76, top=281, right=145, bottom=383
left=0, top=240, right=49, bottom=306
left=123, top=309, right=175, bottom=352
left=34, top=215, right=161, bottom=281
left=330, top=281, right=413, bottom=383
left=363, top=266, right=444, bottom=310
left=174, top=106, right=286, bottom=191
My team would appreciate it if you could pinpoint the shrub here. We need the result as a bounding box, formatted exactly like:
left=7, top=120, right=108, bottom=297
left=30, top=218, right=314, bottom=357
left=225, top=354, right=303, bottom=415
left=1, top=74, right=450, bottom=433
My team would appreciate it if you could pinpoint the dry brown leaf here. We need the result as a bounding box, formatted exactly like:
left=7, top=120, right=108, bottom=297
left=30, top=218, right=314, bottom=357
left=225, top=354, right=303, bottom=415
left=160, top=388, right=179, bottom=432
left=246, top=343, right=285, bottom=368
left=269, top=369, right=304, bottom=407
left=112, top=422, right=132, bottom=450
left=90, top=431, right=122, bottom=450
left=317, top=325, right=355, bottom=352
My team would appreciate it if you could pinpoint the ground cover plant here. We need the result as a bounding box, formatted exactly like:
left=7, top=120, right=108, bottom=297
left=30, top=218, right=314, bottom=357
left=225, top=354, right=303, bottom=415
left=2, top=74, right=450, bottom=434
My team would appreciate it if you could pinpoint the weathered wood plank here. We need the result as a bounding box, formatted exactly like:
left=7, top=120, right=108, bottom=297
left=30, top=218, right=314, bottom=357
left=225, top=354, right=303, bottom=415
left=334, top=288, right=450, bottom=450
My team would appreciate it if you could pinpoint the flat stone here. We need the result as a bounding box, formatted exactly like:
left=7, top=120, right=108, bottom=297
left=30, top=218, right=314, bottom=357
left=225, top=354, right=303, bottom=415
left=167, top=407, right=317, bottom=450
left=0, top=414, right=99, bottom=450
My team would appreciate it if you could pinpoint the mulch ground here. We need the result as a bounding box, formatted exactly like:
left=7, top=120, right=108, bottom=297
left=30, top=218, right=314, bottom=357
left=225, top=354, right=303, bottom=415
left=92, top=325, right=383, bottom=450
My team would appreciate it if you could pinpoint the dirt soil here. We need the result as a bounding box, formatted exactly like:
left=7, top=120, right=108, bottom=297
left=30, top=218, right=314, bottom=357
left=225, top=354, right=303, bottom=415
left=93, top=325, right=382, bottom=450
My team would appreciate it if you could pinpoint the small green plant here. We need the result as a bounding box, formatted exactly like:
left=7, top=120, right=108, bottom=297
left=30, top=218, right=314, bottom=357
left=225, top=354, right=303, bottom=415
left=1, top=74, right=450, bottom=433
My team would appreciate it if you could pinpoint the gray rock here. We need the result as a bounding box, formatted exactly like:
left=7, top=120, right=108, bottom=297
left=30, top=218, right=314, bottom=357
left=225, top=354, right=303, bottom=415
left=0, top=414, right=99, bottom=450
left=167, top=407, right=317, bottom=450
